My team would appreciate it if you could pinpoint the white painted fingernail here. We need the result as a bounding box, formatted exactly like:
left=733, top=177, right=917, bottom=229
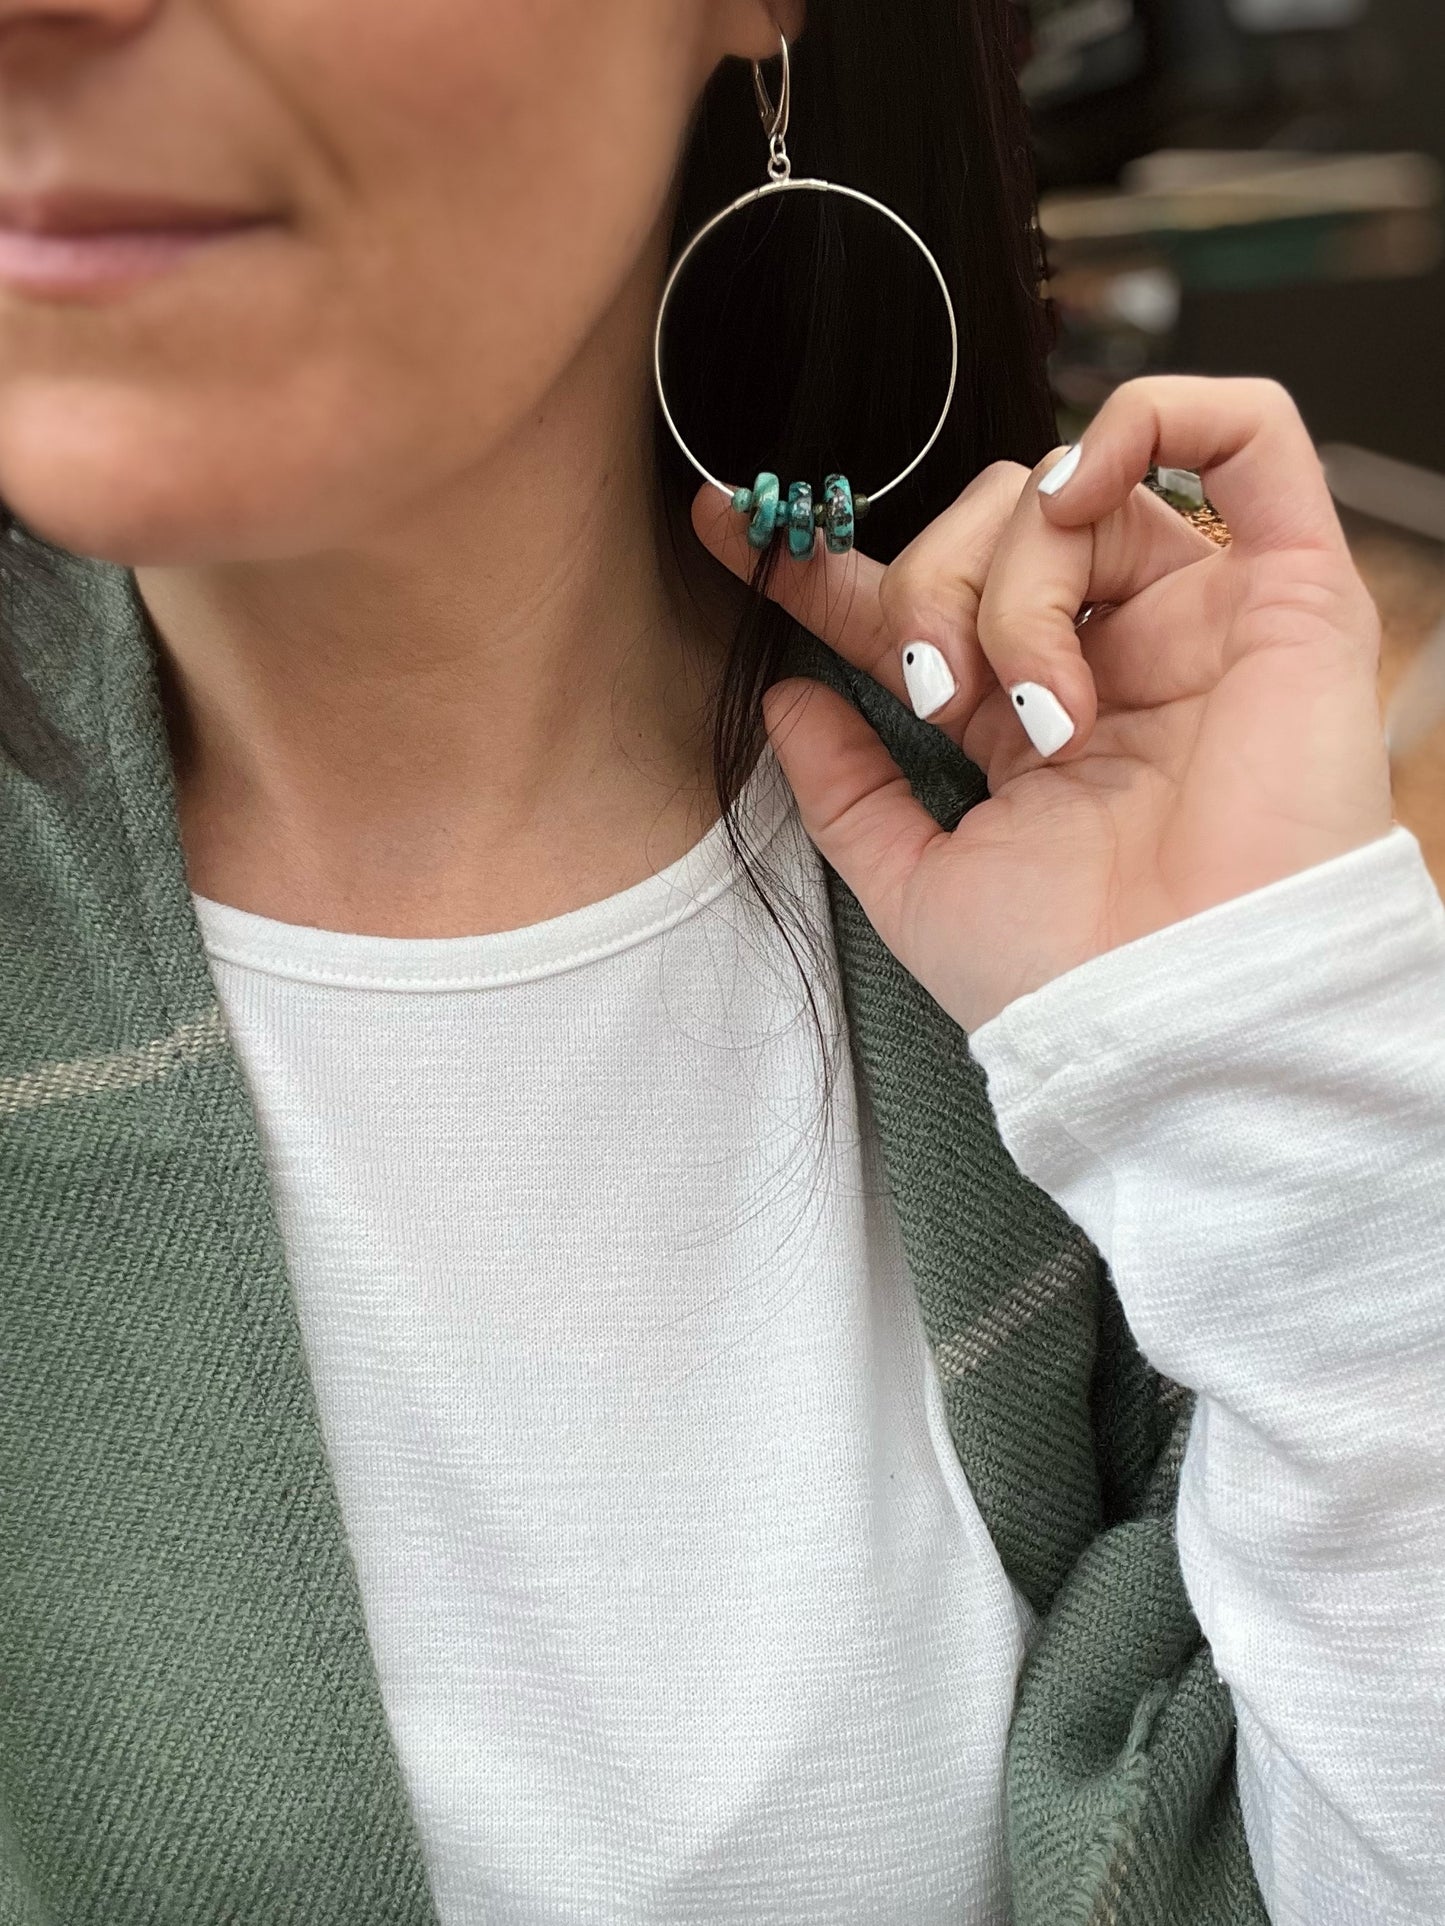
left=901, top=642, right=957, bottom=719
left=1038, top=444, right=1082, bottom=497
left=1009, top=682, right=1075, bottom=757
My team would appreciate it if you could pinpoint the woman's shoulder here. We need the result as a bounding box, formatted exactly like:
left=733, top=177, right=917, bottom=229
left=0, top=532, right=178, bottom=1083
left=1, top=528, right=130, bottom=776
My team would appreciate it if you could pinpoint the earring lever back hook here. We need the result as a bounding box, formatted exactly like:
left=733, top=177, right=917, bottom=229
left=752, top=33, right=791, bottom=180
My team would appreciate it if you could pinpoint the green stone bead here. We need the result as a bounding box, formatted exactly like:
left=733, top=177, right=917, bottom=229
left=747, top=473, right=781, bottom=550
left=822, top=474, right=856, bottom=555
left=786, top=481, right=815, bottom=559
left=731, top=487, right=754, bottom=515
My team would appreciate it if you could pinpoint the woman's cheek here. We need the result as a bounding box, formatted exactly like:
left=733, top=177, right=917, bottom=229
left=0, top=0, right=703, bottom=564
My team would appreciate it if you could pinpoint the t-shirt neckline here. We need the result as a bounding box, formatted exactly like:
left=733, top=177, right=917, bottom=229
left=189, top=742, right=796, bottom=994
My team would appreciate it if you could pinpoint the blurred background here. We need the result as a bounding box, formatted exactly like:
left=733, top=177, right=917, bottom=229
left=1016, top=0, right=1445, bottom=880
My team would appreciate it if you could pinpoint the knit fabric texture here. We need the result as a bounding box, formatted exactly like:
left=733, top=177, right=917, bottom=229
left=0, top=534, right=1268, bottom=1925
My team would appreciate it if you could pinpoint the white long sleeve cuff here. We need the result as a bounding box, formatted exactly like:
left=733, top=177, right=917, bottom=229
left=968, top=824, right=1445, bottom=1925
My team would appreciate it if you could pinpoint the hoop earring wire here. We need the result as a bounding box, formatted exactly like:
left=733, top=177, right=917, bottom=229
left=653, top=32, right=960, bottom=558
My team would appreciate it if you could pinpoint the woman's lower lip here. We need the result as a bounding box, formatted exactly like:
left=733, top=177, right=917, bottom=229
left=0, top=221, right=272, bottom=295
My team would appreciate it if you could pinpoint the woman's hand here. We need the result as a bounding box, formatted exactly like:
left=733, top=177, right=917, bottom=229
left=693, top=375, right=1395, bottom=1032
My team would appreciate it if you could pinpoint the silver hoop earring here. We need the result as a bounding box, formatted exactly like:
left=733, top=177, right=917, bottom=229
left=653, top=31, right=960, bottom=560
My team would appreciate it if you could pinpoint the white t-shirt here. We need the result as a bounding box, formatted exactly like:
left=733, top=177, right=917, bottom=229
left=192, top=744, right=1032, bottom=1925
left=192, top=742, right=1445, bottom=1925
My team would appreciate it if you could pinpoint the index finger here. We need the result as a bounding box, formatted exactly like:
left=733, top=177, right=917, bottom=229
left=690, top=464, right=1028, bottom=718
left=1036, top=375, right=1345, bottom=558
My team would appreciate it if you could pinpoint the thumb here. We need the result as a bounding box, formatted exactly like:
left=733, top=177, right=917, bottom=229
left=762, top=678, right=946, bottom=950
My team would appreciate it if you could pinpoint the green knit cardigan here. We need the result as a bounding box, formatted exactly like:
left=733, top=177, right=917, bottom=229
left=0, top=537, right=1269, bottom=1925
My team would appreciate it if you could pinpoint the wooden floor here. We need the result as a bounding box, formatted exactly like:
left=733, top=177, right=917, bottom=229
left=1350, top=516, right=1445, bottom=886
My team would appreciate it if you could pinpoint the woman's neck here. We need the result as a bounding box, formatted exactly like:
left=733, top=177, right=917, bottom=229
left=134, top=242, right=732, bottom=938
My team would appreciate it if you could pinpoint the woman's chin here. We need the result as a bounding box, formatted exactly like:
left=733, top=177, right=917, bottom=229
left=0, top=384, right=373, bottom=566
left=2, top=491, right=231, bottom=568
left=0, top=447, right=308, bottom=568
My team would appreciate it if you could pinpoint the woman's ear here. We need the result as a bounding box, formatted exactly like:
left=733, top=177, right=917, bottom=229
left=716, top=0, right=806, bottom=63
left=772, top=0, right=806, bottom=43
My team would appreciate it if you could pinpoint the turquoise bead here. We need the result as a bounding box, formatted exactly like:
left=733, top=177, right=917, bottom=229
left=746, top=473, right=781, bottom=550
left=786, top=481, right=815, bottom=559
left=734, top=474, right=854, bottom=554
left=822, top=474, right=856, bottom=555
